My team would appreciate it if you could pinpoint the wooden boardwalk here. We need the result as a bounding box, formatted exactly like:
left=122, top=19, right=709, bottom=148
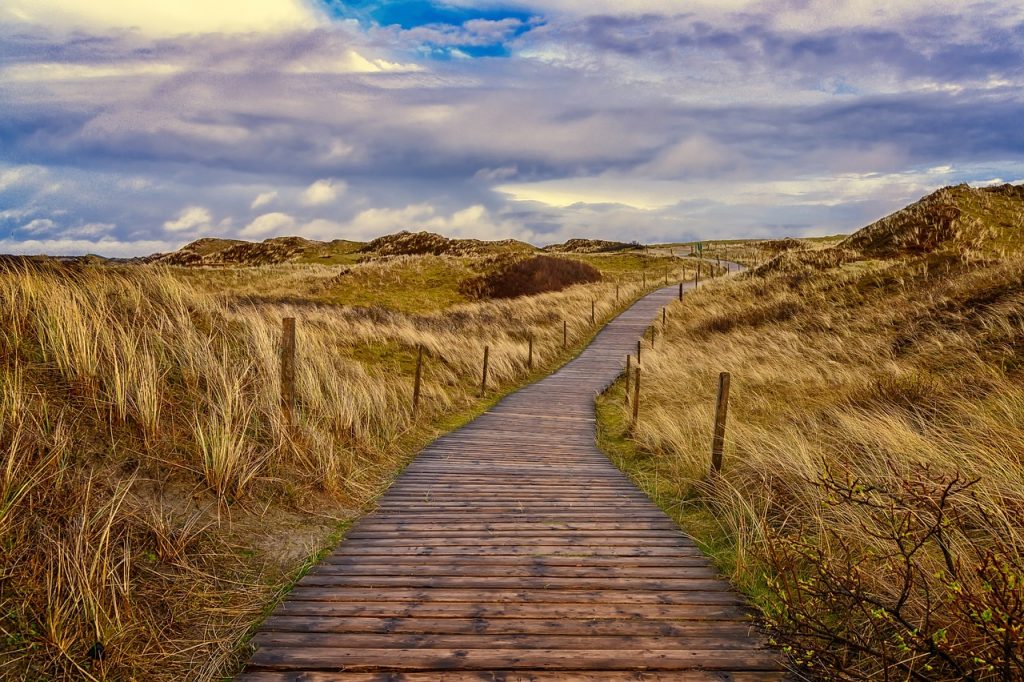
left=239, top=284, right=786, bottom=681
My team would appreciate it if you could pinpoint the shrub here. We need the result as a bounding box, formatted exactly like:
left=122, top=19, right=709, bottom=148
left=460, top=255, right=602, bottom=299
left=764, top=467, right=1024, bottom=680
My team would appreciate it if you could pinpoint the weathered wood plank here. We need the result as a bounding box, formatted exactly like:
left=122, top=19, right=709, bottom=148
left=238, top=672, right=785, bottom=681
left=257, top=616, right=758, bottom=637
left=252, top=631, right=767, bottom=651
left=270, top=600, right=753, bottom=620
left=246, top=647, right=782, bottom=672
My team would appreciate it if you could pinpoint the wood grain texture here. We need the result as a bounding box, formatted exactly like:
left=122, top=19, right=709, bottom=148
left=239, top=283, right=786, bottom=679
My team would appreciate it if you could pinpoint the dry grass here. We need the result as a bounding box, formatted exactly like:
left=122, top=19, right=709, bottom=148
left=842, top=183, right=1024, bottom=259
left=0, top=254, right=694, bottom=680
left=599, top=249, right=1024, bottom=678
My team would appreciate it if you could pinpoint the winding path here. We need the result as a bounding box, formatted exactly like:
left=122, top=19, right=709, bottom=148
left=239, top=282, right=785, bottom=681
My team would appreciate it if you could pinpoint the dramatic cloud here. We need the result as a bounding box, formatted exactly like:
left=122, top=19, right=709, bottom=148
left=164, top=206, right=212, bottom=233
left=251, top=191, right=278, bottom=210
left=1, top=1, right=1023, bottom=255
left=301, top=179, right=346, bottom=206
left=241, top=212, right=298, bottom=238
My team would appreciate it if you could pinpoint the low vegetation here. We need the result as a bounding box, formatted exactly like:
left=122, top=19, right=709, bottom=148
left=150, top=236, right=365, bottom=267
left=598, top=183, right=1024, bottom=680
left=843, top=183, right=1024, bottom=258
left=0, top=243, right=693, bottom=680
left=360, top=230, right=535, bottom=258
left=544, top=238, right=641, bottom=253
left=460, top=255, right=602, bottom=299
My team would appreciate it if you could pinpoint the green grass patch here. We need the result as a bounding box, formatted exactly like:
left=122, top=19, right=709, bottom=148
left=314, top=258, right=474, bottom=312
left=571, top=252, right=682, bottom=277
left=291, top=240, right=365, bottom=265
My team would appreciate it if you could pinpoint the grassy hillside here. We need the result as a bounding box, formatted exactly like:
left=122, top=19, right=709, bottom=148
left=842, top=183, right=1024, bottom=257
left=597, top=182, right=1024, bottom=680
left=0, top=245, right=698, bottom=680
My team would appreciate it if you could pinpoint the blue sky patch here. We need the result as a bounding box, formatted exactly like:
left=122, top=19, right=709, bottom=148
left=321, top=0, right=538, bottom=57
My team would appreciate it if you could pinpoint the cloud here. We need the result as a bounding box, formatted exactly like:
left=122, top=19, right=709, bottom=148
left=474, top=165, right=518, bottom=182
left=64, top=222, right=116, bottom=238
left=1, top=2, right=1023, bottom=256
left=0, top=166, right=46, bottom=192
left=0, top=237, right=181, bottom=257
left=633, top=136, right=739, bottom=179
left=339, top=202, right=526, bottom=242
left=163, top=206, right=212, bottom=232
left=2, top=61, right=182, bottom=82
left=251, top=191, right=277, bottom=210
left=20, top=218, right=57, bottom=234
left=286, top=49, right=423, bottom=74
left=0, top=0, right=322, bottom=36
left=240, top=212, right=297, bottom=238
left=301, top=179, right=345, bottom=206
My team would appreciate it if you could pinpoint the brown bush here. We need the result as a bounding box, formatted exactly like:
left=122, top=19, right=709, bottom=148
left=764, top=467, right=1024, bottom=680
left=760, top=238, right=808, bottom=253
left=460, top=255, right=602, bottom=299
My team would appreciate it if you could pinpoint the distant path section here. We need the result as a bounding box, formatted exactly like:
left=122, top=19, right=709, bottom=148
left=239, top=280, right=785, bottom=681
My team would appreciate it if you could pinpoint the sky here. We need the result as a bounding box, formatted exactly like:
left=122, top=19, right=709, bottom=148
left=1, top=1, right=1023, bottom=256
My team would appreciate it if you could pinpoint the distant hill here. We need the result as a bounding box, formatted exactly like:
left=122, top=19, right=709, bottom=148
left=360, top=230, right=536, bottom=258
left=544, top=238, right=640, bottom=253
left=149, top=230, right=538, bottom=266
left=841, top=183, right=1024, bottom=257
left=150, top=236, right=364, bottom=266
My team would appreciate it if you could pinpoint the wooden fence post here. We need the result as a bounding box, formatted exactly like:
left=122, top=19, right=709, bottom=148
left=591, top=300, right=596, bottom=325
left=636, top=339, right=641, bottom=365
left=631, top=366, right=641, bottom=425
left=412, top=344, right=423, bottom=415
left=678, top=281, right=683, bottom=300
left=624, top=354, right=632, bottom=402
left=527, top=333, right=534, bottom=370
left=562, top=320, right=567, bottom=349
left=662, top=307, right=666, bottom=329
left=480, top=346, right=490, bottom=397
left=616, top=282, right=620, bottom=302
left=280, top=317, right=296, bottom=424
left=643, top=272, right=647, bottom=288
left=695, top=262, right=700, bottom=288
left=664, top=269, right=668, bottom=285
left=710, top=371, right=731, bottom=473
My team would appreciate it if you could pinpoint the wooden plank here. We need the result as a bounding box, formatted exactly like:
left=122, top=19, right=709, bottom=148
left=296, top=576, right=734, bottom=591
left=271, top=601, right=753, bottom=620
left=307, top=564, right=721, bottom=579
left=328, top=546, right=708, bottom=557
left=247, top=647, right=782, bottom=672
left=252, top=631, right=767, bottom=651
left=238, top=671, right=787, bottom=681
left=283, top=587, right=744, bottom=605
left=348, top=522, right=681, bottom=532
left=320, top=555, right=717, bottom=569
left=258, top=616, right=759, bottom=638
left=340, top=533, right=695, bottom=542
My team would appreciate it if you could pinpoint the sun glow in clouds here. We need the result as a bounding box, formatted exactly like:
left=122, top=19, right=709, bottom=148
left=1, top=0, right=322, bottom=35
